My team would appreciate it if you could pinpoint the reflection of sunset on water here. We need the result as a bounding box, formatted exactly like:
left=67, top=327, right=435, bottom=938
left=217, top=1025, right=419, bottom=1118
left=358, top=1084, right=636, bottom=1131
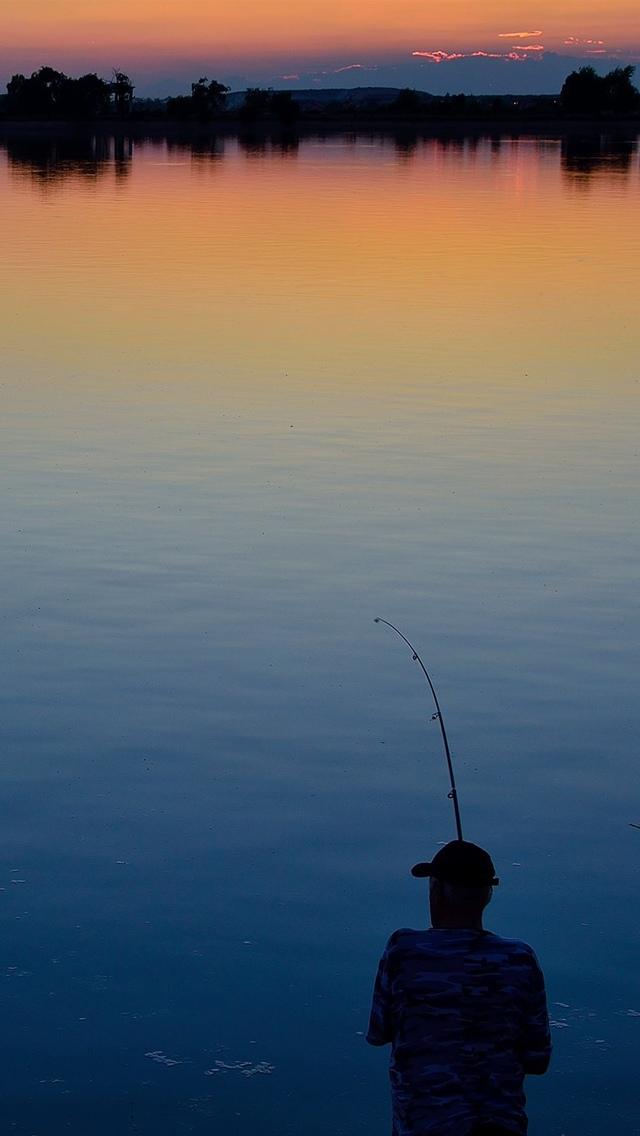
left=2, top=134, right=639, bottom=408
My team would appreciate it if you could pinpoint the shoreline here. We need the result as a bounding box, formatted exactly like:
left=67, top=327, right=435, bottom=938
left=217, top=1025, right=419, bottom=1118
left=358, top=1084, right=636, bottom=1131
left=1, top=116, right=640, bottom=141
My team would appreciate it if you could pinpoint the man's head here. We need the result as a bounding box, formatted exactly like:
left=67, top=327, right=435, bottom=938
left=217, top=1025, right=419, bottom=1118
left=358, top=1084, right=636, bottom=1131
left=411, top=840, right=498, bottom=929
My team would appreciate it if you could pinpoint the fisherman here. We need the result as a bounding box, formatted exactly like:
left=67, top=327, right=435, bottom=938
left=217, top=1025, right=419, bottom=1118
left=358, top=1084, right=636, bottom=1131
left=367, top=840, right=551, bottom=1136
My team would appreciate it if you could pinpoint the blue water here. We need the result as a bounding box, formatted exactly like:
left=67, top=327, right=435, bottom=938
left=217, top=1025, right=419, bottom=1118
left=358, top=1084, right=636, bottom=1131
left=1, top=132, right=639, bottom=1134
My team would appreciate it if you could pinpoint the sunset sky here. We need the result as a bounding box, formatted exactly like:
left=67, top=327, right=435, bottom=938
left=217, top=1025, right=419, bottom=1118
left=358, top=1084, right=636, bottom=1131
left=1, top=0, right=639, bottom=95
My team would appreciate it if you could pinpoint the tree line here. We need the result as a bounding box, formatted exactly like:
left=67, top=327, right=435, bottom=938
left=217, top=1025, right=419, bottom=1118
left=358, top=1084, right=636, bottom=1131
left=5, top=67, right=134, bottom=119
left=2, top=64, right=638, bottom=123
left=560, top=65, right=639, bottom=114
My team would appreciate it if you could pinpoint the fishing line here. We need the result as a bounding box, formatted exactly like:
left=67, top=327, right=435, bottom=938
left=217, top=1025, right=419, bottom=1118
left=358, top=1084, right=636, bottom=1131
left=374, top=617, right=463, bottom=842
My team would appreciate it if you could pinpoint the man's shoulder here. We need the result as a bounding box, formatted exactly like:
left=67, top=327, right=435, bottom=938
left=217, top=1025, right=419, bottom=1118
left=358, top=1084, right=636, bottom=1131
left=384, top=927, right=425, bottom=951
left=483, top=931, right=538, bottom=954
left=383, top=928, right=541, bottom=966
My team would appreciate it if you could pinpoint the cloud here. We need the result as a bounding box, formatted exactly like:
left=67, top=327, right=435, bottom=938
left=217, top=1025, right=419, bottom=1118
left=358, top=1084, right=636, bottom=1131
left=498, top=31, right=543, bottom=39
left=412, top=50, right=464, bottom=63
left=562, top=37, right=623, bottom=57
left=412, top=48, right=544, bottom=64
left=279, top=73, right=300, bottom=80
left=307, top=61, right=373, bottom=78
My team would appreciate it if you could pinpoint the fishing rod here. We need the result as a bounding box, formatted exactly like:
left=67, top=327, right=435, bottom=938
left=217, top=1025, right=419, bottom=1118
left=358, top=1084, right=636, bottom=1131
left=374, top=617, right=463, bottom=842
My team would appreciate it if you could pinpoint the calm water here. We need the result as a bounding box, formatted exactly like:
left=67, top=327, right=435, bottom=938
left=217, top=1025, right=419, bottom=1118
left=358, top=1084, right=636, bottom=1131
left=1, top=130, right=639, bottom=1134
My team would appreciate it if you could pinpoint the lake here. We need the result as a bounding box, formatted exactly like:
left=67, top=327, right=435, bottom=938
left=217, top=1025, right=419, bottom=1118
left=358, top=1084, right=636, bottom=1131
left=1, top=128, right=639, bottom=1135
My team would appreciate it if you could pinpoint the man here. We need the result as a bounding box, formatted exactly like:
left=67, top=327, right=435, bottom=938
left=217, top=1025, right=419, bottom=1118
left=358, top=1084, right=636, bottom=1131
left=367, top=840, right=550, bottom=1136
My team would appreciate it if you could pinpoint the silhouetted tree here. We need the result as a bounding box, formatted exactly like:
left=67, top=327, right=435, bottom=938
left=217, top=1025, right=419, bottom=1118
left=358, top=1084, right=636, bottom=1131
left=426, top=92, right=473, bottom=118
left=561, top=66, right=605, bottom=113
left=165, top=77, right=229, bottom=121
left=61, top=73, right=111, bottom=119
left=240, top=87, right=273, bottom=120
left=270, top=90, right=299, bottom=124
left=132, top=97, right=167, bottom=120
left=6, top=66, right=131, bottom=120
left=164, top=95, right=192, bottom=120
left=7, top=67, right=67, bottom=118
left=6, top=73, right=27, bottom=116
left=190, top=77, right=229, bottom=119
left=111, top=71, right=134, bottom=116
left=392, top=88, right=422, bottom=115
left=603, top=66, right=639, bottom=112
left=561, top=64, right=639, bottom=114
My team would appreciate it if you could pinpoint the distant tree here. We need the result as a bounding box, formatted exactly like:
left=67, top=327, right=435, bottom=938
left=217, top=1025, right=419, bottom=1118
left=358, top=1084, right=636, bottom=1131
left=561, top=64, right=639, bottom=114
left=61, top=73, right=111, bottom=120
left=443, top=93, right=468, bottom=117
left=132, top=97, right=167, bottom=120
left=6, top=73, right=28, bottom=116
left=111, top=71, right=134, bottom=116
left=190, top=77, right=230, bottom=119
left=209, top=78, right=230, bottom=108
left=190, top=77, right=209, bottom=117
left=393, top=88, right=422, bottom=115
left=165, top=78, right=229, bottom=121
left=7, top=67, right=123, bottom=120
left=603, top=65, right=639, bottom=112
left=165, top=94, right=193, bottom=121
left=240, top=87, right=273, bottom=120
left=7, top=66, right=67, bottom=118
left=560, top=66, right=605, bottom=113
left=270, top=90, right=299, bottom=123
left=32, top=66, right=67, bottom=112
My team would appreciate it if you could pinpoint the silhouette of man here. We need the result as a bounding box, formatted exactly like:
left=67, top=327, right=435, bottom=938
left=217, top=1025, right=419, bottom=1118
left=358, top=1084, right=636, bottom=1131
left=367, top=841, right=550, bottom=1136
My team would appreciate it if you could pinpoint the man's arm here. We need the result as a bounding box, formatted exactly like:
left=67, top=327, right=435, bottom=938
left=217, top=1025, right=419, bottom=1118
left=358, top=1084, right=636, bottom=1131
left=366, top=942, right=392, bottom=1047
left=521, top=950, right=552, bottom=1076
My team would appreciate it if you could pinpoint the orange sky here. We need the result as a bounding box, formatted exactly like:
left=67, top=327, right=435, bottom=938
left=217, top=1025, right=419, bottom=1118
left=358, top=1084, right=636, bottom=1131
left=3, top=0, right=639, bottom=57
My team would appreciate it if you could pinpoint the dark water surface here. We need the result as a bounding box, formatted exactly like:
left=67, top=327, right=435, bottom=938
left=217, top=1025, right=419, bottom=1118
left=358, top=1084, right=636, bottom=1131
left=1, top=131, right=639, bottom=1134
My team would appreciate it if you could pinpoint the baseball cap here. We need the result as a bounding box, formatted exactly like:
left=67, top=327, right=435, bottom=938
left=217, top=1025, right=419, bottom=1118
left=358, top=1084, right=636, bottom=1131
left=411, top=840, right=499, bottom=886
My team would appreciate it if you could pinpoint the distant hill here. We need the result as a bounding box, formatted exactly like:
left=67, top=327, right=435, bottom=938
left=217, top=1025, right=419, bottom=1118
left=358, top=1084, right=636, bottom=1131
left=223, top=86, right=558, bottom=112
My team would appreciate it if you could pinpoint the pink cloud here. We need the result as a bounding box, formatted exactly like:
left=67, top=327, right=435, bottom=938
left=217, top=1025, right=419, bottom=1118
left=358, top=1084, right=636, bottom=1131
left=279, top=74, right=300, bottom=81
left=498, top=31, right=543, bottom=39
left=412, top=48, right=543, bottom=64
left=564, top=37, right=605, bottom=46
left=412, top=50, right=464, bottom=63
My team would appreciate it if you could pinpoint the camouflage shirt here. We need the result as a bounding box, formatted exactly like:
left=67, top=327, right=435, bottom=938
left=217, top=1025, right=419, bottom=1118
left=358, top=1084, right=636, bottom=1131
left=367, top=927, right=551, bottom=1136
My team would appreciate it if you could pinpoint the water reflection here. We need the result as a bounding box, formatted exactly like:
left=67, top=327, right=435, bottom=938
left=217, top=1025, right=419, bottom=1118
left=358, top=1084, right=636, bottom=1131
left=2, top=129, right=639, bottom=186
left=393, top=134, right=419, bottom=163
left=166, top=134, right=227, bottom=162
left=236, top=131, right=300, bottom=157
left=4, top=132, right=133, bottom=185
left=561, top=134, right=638, bottom=182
